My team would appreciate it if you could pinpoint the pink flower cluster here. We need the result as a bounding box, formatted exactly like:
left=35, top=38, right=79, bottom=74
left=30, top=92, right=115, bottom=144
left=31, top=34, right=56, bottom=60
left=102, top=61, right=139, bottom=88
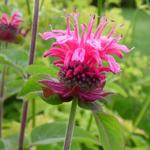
left=40, top=13, right=129, bottom=103
left=0, top=11, right=29, bottom=43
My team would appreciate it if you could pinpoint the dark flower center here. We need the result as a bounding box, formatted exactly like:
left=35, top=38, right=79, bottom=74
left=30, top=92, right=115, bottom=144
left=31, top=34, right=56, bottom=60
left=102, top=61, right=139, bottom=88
left=0, top=24, right=17, bottom=33
left=59, top=61, right=101, bottom=90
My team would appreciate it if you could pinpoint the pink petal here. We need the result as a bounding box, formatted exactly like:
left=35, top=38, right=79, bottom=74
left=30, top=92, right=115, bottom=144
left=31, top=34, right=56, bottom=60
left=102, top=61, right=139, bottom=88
left=107, top=48, right=123, bottom=58
left=118, top=44, right=129, bottom=52
left=43, top=47, right=65, bottom=58
left=86, top=15, right=95, bottom=39
left=79, top=88, right=106, bottom=102
left=64, top=51, right=73, bottom=66
left=66, top=15, right=71, bottom=35
left=72, top=12, right=79, bottom=40
left=103, top=55, right=120, bottom=73
left=39, top=79, right=67, bottom=95
left=53, top=60, right=63, bottom=67
left=94, top=16, right=108, bottom=39
left=72, top=48, right=85, bottom=62
left=41, top=31, right=63, bottom=40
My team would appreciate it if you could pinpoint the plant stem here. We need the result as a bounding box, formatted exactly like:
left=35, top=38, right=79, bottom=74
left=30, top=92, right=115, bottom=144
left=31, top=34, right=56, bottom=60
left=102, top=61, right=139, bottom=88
left=134, top=97, right=150, bottom=127
left=28, top=0, right=40, bottom=129
left=86, top=113, right=93, bottom=131
left=28, top=0, right=39, bottom=65
left=97, top=0, right=102, bottom=25
left=18, top=101, right=28, bottom=150
left=0, top=66, right=6, bottom=138
left=32, top=99, right=36, bottom=128
left=18, top=0, right=39, bottom=149
left=64, top=98, right=78, bottom=150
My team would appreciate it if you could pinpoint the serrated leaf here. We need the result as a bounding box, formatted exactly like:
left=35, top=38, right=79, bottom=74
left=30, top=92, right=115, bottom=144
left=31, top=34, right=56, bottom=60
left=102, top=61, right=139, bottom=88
left=31, top=122, right=97, bottom=146
left=93, top=112, right=125, bottom=150
left=0, top=54, right=23, bottom=75
left=5, top=78, right=24, bottom=99
left=26, top=64, right=58, bottom=77
left=78, top=101, right=101, bottom=111
left=18, top=75, right=47, bottom=98
left=2, top=49, right=28, bottom=67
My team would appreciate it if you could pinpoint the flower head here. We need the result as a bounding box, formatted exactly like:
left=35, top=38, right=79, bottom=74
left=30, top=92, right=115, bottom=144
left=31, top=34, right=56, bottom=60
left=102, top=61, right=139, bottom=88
left=40, top=13, right=129, bottom=103
left=0, top=11, right=29, bottom=43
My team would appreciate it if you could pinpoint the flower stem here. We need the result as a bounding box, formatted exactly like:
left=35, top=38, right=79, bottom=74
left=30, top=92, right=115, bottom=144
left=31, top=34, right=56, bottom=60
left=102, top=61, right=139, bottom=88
left=64, top=98, right=78, bottom=150
left=18, top=101, right=28, bottom=150
left=0, top=66, right=6, bottom=138
left=134, top=97, right=150, bottom=127
left=28, top=0, right=39, bottom=65
left=18, top=0, right=39, bottom=149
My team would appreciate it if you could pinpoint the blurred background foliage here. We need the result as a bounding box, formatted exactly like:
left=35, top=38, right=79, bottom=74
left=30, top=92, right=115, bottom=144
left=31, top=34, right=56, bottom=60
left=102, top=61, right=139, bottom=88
left=0, top=0, right=150, bottom=150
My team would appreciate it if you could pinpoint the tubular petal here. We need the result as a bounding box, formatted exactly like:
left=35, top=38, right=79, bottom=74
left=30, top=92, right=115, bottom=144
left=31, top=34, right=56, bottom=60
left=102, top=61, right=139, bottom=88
left=72, top=48, right=85, bottom=62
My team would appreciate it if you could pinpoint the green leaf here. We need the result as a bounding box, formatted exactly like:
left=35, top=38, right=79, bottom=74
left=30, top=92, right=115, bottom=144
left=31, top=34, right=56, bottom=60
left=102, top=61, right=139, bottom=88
left=0, top=54, right=23, bottom=75
left=93, top=112, right=125, bottom=150
left=131, top=135, right=149, bottom=147
left=106, top=82, right=127, bottom=97
left=18, top=75, right=46, bottom=98
left=0, top=134, right=30, bottom=150
left=126, top=146, right=150, bottom=150
left=78, top=101, right=101, bottom=111
left=5, top=78, right=24, bottom=99
left=39, top=93, right=63, bottom=105
left=31, top=122, right=97, bottom=146
left=2, top=49, right=28, bottom=67
left=26, top=64, right=58, bottom=77
left=0, top=140, right=5, bottom=150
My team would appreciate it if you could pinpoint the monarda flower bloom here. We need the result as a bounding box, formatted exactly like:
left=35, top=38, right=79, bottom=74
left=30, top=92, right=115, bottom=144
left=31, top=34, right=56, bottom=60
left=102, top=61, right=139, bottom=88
left=0, top=11, right=29, bottom=43
left=40, top=13, right=129, bottom=103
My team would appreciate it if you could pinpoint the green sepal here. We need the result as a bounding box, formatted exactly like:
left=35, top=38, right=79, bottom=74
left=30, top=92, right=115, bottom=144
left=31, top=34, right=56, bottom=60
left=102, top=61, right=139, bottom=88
left=39, top=92, right=63, bottom=105
left=78, top=100, right=101, bottom=112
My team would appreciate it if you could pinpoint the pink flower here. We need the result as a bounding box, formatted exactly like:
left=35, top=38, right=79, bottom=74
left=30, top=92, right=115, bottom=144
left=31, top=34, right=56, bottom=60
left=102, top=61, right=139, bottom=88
left=0, top=11, right=29, bottom=43
left=40, top=13, right=129, bottom=103
left=40, top=63, right=110, bottom=102
left=42, top=14, right=129, bottom=73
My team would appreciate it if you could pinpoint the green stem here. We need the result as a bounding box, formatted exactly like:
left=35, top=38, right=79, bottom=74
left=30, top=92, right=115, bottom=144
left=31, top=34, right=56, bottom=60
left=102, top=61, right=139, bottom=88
left=134, top=97, right=150, bottom=127
left=0, top=66, right=6, bottom=138
left=97, top=0, right=102, bottom=25
left=25, top=0, right=31, bottom=15
left=64, top=98, right=78, bottom=150
left=32, top=99, right=36, bottom=128
left=86, top=113, right=93, bottom=131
